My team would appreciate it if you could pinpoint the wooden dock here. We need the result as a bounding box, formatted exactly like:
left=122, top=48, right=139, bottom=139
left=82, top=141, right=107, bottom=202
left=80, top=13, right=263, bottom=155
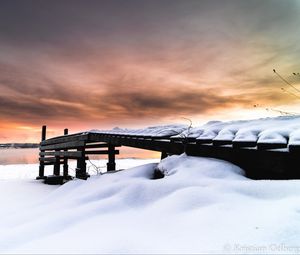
left=37, top=125, right=300, bottom=184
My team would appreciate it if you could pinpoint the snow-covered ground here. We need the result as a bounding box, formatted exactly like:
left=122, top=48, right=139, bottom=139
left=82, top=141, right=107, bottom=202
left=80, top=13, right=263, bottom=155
left=0, top=155, right=300, bottom=254
left=0, top=159, right=159, bottom=179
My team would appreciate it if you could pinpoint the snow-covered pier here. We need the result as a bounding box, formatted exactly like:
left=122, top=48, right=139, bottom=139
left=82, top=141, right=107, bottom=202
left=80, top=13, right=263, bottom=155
left=37, top=116, right=300, bottom=184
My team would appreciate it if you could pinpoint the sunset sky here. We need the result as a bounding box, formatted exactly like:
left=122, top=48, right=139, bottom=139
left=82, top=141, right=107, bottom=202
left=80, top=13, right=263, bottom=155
left=1, top=0, right=300, bottom=142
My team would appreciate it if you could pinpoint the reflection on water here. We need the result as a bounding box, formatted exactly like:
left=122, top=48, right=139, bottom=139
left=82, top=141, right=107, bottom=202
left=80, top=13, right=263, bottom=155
left=0, top=147, right=160, bottom=165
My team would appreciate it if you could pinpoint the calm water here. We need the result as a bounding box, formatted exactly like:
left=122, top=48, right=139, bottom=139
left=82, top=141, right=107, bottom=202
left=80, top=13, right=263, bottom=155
left=0, top=148, right=160, bottom=165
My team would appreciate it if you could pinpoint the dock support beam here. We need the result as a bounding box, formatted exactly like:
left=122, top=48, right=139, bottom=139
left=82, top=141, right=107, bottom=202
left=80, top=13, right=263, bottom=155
left=63, top=128, right=72, bottom=180
left=76, top=147, right=89, bottom=180
left=36, top=125, right=47, bottom=180
left=161, top=151, right=168, bottom=160
left=107, top=144, right=116, bottom=171
left=53, top=149, right=60, bottom=176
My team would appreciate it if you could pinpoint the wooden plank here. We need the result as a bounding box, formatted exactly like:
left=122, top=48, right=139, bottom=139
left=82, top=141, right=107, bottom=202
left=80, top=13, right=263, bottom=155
left=151, top=135, right=172, bottom=139
left=41, top=133, right=88, bottom=146
left=84, top=143, right=109, bottom=149
left=196, top=139, right=213, bottom=144
left=87, top=133, right=121, bottom=145
left=140, top=135, right=153, bottom=139
left=111, top=136, right=121, bottom=144
left=186, top=137, right=197, bottom=143
left=87, top=134, right=183, bottom=154
left=40, top=151, right=83, bottom=158
left=40, top=156, right=88, bottom=161
left=257, top=143, right=287, bottom=150
left=44, top=161, right=64, bottom=166
left=39, top=157, right=58, bottom=163
left=289, top=144, right=300, bottom=153
left=170, top=137, right=196, bottom=142
left=169, top=137, right=182, bottom=141
left=213, top=140, right=232, bottom=146
left=40, top=140, right=85, bottom=150
left=232, top=141, right=257, bottom=148
left=85, top=150, right=119, bottom=155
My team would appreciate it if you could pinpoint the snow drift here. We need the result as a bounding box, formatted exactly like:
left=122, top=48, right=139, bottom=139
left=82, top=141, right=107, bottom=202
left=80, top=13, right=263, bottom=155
left=1, top=155, right=300, bottom=253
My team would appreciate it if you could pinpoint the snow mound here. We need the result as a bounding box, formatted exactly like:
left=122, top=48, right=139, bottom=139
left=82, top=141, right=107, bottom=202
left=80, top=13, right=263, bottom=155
left=2, top=155, right=300, bottom=253
left=157, top=154, right=245, bottom=180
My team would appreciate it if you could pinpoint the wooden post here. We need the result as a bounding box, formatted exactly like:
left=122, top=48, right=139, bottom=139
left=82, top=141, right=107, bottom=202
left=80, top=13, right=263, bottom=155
left=107, top=144, right=116, bottom=171
left=161, top=151, right=168, bottom=160
left=36, top=125, right=47, bottom=180
left=63, top=128, right=71, bottom=179
left=76, top=147, right=89, bottom=179
left=53, top=149, right=60, bottom=176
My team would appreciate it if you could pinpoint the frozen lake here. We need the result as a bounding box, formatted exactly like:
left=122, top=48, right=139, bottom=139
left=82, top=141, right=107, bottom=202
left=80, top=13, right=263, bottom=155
left=0, top=147, right=160, bottom=165
left=0, top=148, right=39, bottom=165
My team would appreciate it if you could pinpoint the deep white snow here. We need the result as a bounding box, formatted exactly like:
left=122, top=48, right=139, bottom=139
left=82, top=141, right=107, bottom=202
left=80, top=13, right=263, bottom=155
left=89, top=116, right=300, bottom=145
left=89, top=124, right=188, bottom=137
left=1, top=155, right=300, bottom=254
